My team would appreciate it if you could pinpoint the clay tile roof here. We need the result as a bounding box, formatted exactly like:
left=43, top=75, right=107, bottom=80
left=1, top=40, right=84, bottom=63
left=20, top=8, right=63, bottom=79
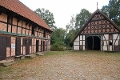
left=0, top=0, right=52, bottom=31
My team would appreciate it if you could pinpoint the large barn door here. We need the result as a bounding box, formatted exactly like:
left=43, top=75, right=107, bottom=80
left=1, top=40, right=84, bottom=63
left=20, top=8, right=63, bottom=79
left=86, top=36, right=101, bottom=50
left=0, top=36, right=6, bottom=60
left=15, top=38, right=21, bottom=56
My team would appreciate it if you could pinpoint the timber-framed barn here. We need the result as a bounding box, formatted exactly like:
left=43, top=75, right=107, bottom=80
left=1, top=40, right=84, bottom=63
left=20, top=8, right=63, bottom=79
left=0, top=0, right=52, bottom=61
left=73, top=9, right=120, bottom=51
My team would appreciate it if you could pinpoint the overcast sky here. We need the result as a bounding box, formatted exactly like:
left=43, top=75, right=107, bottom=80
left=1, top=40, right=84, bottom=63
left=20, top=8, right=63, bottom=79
left=19, top=0, right=109, bottom=29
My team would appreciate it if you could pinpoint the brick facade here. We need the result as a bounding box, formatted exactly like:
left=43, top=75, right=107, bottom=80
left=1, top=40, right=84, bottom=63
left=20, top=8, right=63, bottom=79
left=0, top=1, right=52, bottom=61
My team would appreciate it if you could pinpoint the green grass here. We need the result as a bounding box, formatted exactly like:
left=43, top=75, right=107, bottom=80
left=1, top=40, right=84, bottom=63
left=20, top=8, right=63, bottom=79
left=44, top=50, right=120, bottom=56
left=44, top=51, right=71, bottom=56
left=0, top=66, right=13, bottom=73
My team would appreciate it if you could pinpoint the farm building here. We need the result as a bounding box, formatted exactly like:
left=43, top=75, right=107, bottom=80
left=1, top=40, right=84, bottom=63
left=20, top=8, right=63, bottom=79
left=73, top=9, right=120, bottom=51
left=0, top=0, right=52, bottom=61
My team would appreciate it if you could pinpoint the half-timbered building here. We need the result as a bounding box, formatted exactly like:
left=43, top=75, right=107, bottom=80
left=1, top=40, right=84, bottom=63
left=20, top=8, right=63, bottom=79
left=0, top=0, right=52, bottom=61
left=73, top=9, right=120, bottom=51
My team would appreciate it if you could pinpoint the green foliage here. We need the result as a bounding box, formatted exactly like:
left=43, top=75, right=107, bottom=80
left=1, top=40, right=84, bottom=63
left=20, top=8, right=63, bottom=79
left=34, top=8, right=57, bottom=29
left=102, top=0, right=120, bottom=26
left=50, top=28, right=66, bottom=51
left=51, top=28, right=65, bottom=45
left=65, top=9, right=91, bottom=47
left=75, top=9, right=91, bottom=30
left=50, top=42, right=65, bottom=51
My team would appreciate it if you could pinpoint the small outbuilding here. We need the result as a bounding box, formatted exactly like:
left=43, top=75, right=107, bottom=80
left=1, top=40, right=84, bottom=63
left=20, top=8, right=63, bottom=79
left=73, top=9, right=120, bottom=51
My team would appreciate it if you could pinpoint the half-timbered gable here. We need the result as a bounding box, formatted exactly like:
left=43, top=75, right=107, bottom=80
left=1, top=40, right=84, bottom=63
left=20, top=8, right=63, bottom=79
left=73, top=9, right=120, bottom=51
left=0, top=0, right=52, bottom=61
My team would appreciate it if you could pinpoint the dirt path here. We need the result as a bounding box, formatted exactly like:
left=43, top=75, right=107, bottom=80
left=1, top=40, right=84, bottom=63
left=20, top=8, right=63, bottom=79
left=0, top=51, right=120, bottom=80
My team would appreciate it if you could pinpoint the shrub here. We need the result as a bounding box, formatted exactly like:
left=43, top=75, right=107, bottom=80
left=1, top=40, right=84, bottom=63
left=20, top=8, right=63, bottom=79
left=50, top=43, right=65, bottom=51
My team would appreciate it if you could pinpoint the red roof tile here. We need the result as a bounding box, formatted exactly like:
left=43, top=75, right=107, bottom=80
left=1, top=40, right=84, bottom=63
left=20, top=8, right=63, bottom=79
left=0, top=0, right=52, bottom=31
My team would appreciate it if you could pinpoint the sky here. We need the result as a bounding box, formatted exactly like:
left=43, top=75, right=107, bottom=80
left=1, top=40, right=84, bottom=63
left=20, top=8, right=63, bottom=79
left=19, top=0, right=109, bottom=29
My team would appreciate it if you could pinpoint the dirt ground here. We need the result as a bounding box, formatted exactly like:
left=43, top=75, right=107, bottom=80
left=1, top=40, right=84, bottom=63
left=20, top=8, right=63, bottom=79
left=0, top=51, right=120, bottom=80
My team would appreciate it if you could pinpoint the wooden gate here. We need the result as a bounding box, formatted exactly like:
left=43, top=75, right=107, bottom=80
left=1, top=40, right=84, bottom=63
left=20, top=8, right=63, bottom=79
left=0, top=36, right=6, bottom=60
left=15, top=38, right=21, bottom=56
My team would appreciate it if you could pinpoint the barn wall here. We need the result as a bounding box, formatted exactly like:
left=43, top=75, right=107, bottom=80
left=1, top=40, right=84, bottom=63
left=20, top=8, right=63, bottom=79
left=73, top=35, right=85, bottom=50
left=73, top=34, right=120, bottom=51
left=0, top=12, right=51, bottom=60
left=74, top=36, right=79, bottom=50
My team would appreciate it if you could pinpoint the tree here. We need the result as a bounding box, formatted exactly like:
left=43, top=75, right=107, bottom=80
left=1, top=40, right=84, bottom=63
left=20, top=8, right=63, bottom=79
left=102, top=0, right=120, bottom=26
left=35, top=8, right=56, bottom=29
left=51, top=28, right=66, bottom=50
left=51, top=28, right=65, bottom=45
left=65, top=9, right=91, bottom=47
left=75, top=9, right=91, bottom=31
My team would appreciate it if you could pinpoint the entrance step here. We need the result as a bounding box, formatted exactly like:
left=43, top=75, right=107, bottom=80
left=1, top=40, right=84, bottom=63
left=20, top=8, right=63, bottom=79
left=0, top=60, right=14, bottom=67
left=25, top=54, right=36, bottom=59
left=15, top=55, right=25, bottom=60
left=36, top=52, right=44, bottom=56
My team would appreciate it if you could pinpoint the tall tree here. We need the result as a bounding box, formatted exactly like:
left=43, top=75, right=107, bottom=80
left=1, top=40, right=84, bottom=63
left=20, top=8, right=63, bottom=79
left=35, top=8, right=56, bottom=29
left=65, top=9, right=91, bottom=47
left=102, top=0, right=120, bottom=26
left=51, top=28, right=65, bottom=45
left=75, top=9, right=91, bottom=31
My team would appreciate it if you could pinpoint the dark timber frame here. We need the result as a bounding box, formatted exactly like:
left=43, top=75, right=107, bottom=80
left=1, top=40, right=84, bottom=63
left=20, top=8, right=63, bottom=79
left=73, top=9, right=120, bottom=51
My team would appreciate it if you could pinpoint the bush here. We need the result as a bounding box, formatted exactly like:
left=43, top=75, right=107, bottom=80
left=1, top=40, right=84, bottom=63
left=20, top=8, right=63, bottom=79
left=50, top=43, right=65, bottom=51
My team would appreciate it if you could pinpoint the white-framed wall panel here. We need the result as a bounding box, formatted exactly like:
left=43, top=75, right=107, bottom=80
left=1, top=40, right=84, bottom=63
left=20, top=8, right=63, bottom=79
left=104, top=34, right=109, bottom=40
left=83, top=41, right=85, bottom=45
left=75, top=36, right=79, bottom=41
left=74, top=41, right=79, bottom=45
left=80, top=41, right=82, bottom=45
left=113, top=34, right=118, bottom=39
left=74, top=46, right=79, bottom=50
left=80, top=35, right=82, bottom=40
left=83, top=35, right=85, bottom=40
left=103, top=46, right=107, bottom=51
left=83, top=46, right=85, bottom=50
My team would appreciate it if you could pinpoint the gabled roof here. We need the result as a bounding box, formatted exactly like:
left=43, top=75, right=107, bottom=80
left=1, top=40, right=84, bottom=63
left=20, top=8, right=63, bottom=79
left=72, top=9, right=120, bottom=42
left=0, top=0, right=52, bottom=31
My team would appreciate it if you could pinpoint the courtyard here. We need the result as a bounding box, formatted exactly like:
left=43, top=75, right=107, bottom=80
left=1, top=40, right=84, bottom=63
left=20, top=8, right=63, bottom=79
left=0, top=51, right=120, bottom=80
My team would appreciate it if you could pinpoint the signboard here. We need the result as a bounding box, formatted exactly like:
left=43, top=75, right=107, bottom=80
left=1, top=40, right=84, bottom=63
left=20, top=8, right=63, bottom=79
left=11, top=44, right=15, bottom=49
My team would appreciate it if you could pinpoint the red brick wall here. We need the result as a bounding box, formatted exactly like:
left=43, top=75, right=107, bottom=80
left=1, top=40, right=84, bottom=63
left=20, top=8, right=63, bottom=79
left=0, top=13, right=51, bottom=60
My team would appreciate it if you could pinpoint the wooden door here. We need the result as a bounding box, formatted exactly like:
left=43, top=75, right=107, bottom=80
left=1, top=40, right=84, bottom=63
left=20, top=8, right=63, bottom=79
left=36, top=40, right=39, bottom=52
left=0, top=36, right=6, bottom=60
left=15, top=38, right=21, bottom=56
left=43, top=41, right=45, bottom=51
left=26, top=39, right=30, bottom=55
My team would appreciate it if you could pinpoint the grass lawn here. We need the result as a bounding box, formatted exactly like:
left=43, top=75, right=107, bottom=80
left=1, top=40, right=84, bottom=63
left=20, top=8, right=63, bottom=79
left=0, top=51, right=120, bottom=80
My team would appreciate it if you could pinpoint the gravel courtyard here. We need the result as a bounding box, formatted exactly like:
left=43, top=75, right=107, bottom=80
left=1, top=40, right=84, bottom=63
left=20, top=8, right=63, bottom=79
left=0, top=51, right=120, bottom=80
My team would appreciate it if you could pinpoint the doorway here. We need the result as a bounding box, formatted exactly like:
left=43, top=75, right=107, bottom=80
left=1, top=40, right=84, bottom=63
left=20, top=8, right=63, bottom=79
left=0, top=36, right=6, bottom=60
left=36, top=40, right=39, bottom=52
left=86, top=36, right=101, bottom=50
left=15, top=38, right=21, bottom=56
